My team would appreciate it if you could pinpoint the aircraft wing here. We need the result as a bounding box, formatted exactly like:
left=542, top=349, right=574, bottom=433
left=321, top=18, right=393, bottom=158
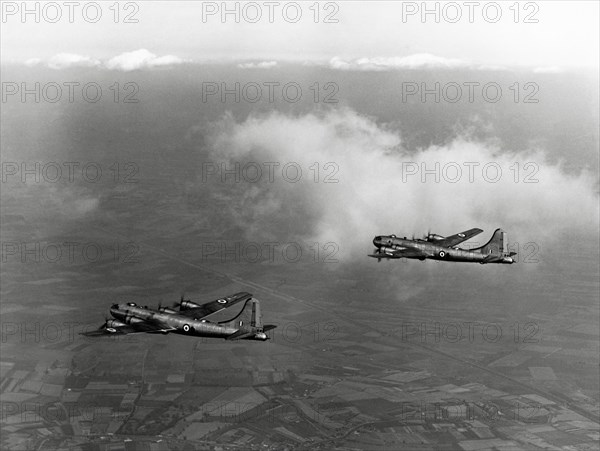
left=82, top=319, right=176, bottom=337
left=178, top=292, right=253, bottom=320
left=369, top=245, right=429, bottom=259
left=435, top=228, right=483, bottom=248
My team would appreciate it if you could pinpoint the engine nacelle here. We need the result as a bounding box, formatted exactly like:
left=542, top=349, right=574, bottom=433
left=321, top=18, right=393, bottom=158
left=124, top=315, right=144, bottom=325
left=158, top=307, right=177, bottom=314
left=381, top=246, right=397, bottom=255
left=427, top=233, right=445, bottom=241
left=180, top=300, right=201, bottom=310
left=106, top=320, right=126, bottom=329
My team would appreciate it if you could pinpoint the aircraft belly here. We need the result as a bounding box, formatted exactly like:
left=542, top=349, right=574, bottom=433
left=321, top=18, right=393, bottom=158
left=451, top=250, right=480, bottom=262
left=190, top=321, right=237, bottom=337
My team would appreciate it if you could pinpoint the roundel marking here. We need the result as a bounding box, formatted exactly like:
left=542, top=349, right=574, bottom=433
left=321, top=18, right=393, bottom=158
left=183, top=324, right=191, bottom=332
left=217, top=299, right=227, bottom=304
left=439, top=251, right=446, bottom=258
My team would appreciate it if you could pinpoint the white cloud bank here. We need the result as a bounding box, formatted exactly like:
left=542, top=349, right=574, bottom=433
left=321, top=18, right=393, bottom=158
left=104, top=49, right=184, bottom=71
left=21, top=51, right=564, bottom=73
left=202, top=109, right=599, bottom=260
left=25, top=49, right=185, bottom=71
left=329, top=54, right=473, bottom=71
left=533, top=66, right=564, bottom=74
left=48, top=53, right=101, bottom=70
left=237, top=61, right=278, bottom=69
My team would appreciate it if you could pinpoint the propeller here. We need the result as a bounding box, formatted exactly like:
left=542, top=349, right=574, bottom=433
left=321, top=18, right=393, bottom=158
left=99, top=315, right=110, bottom=330
left=374, top=248, right=382, bottom=263
left=173, top=293, right=186, bottom=309
left=173, top=292, right=195, bottom=310
left=370, top=248, right=382, bottom=263
left=372, top=248, right=393, bottom=263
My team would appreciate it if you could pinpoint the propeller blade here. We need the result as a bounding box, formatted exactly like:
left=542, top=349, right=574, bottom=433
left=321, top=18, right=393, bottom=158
left=175, top=293, right=188, bottom=309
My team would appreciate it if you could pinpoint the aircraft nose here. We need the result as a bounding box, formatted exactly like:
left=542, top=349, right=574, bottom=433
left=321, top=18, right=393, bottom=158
left=110, top=304, right=121, bottom=317
left=373, top=236, right=382, bottom=246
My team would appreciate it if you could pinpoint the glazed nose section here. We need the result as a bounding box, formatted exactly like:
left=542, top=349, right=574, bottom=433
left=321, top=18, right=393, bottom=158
left=373, top=236, right=382, bottom=247
left=110, top=304, right=122, bottom=317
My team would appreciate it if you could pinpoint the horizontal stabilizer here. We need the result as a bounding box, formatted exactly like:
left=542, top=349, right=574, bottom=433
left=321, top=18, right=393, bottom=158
left=226, top=329, right=253, bottom=340
left=226, top=324, right=276, bottom=341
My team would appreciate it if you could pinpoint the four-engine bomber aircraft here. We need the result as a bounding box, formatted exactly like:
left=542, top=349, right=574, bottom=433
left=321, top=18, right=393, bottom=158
left=83, top=292, right=276, bottom=341
left=369, top=228, right=516, bottom=264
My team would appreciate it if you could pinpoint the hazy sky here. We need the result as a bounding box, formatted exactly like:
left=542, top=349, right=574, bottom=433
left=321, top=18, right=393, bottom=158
left=2, top=1, right=598, bottom=69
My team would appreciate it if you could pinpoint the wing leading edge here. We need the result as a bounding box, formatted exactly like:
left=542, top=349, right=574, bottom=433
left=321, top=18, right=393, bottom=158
left=178, top=292, right=253, bottom=320
left=435, top=228, right=483, bottom=248
left=82, top=319, right=175, bottom=337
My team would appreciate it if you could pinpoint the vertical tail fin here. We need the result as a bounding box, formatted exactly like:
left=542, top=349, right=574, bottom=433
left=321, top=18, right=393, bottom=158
left=474, top=229, right=508, bottom=255
left=251, top=298, right=262, bottom=330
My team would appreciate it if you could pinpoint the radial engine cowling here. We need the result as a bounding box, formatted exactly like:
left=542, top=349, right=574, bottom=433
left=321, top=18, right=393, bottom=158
left=124, top=315, right=144, bottom=325
left=106, top=320, right=126, bottom=329
left=180, top=300, right=201, bottom=310
left=428, top=233, right=445, bottom=241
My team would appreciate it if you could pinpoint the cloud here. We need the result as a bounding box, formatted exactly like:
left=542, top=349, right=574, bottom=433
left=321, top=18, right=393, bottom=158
left=533, top=66, right=564, bottom=74
left=40, top=185, right=100, bottom=217
left=328, top=55, right=535, bottom=72
left=200, top=109, right=599, bottom=261
left=21, top=49, right=184, bottom=71
left=104, top=49, right=184, bottom=71
left=2, top=183, right=100, bottom=224
left=24, top=58, right=42, bottom=67
left=329, top=54, right=471, bottom=71
left=237, top=61, right=278, bottom=69
left=47, top=53, right=101, bottom=70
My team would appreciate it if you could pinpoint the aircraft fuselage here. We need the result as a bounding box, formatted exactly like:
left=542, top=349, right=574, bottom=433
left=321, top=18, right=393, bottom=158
left=109, top=302, right=266, bottom=340
left=373, top=236, right=515, bottom=264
